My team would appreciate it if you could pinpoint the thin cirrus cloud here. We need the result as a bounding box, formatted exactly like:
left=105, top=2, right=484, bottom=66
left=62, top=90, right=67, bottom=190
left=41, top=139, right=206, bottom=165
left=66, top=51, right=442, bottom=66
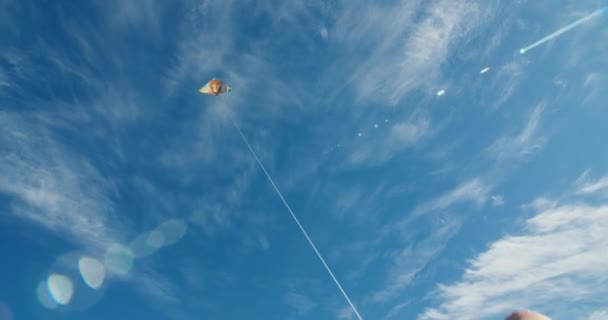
left=484, top=103, right=548, bottom=163
left=369, top=99, right=550, bottom=313
left=371, top=217, right=462, bottom=304
left=367, top=177, right=491, bottom=308
left=327, top=0, right=497, bottom=106
left=343, top=116, right=431, bottom=168
left=0, top=1, right=222, bottom=312
left=285, top=290, right=316, bottom=316
left=413, top=177, right=492, bottom=217
left=575, top=170, right=608, bottom=196
left=0, top=112, right=124, bottom=252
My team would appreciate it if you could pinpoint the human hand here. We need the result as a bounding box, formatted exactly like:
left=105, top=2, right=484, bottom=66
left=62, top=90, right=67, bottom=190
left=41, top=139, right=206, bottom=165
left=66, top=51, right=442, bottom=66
left=506, top=310, right=551, bottom=320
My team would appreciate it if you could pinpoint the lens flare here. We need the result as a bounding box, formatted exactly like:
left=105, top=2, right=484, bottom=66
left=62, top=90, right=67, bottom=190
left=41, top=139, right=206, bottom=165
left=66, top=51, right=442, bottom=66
left=78, top=257, right=106, bottom=290
left=36, top=281, right=58, bottom=309
left=47, top=274, right=74, bottom=305
left=146, top=230, right=165, bottom=249
left=104, top=244, right=134, bottom=276
left=520, top=7, right=607, bottom=54
left=155, top=219, right=187, bottom=247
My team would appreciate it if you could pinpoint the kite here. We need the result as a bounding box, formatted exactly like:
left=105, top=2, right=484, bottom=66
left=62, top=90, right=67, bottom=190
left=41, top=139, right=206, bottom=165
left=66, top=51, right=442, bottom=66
left=199, top=78, right=232, bottom=96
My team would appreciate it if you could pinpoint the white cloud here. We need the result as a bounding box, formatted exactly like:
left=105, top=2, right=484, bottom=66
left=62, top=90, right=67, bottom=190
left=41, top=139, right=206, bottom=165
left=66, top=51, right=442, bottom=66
left=580, top=71, right=604, bottom=106
left=419, top=200, right=608, bottom=319
left=329, top=0, right=493, bottom=106
left=388, top=118, right=430, bottom=146
left=491, top=195, right=505, bottom=207
left=0, top=4, right=193, bottom=310
left=372, top=217, right=461, bottom=303
left=576, top=170, right=608, bottom=196
left=131, top=266, right=181, bottom=305
left=179, top=260, right=205, bottom=290
left=330, top=184, right=387, bottom=223
left=344, top=115, right=431, bottom=168
left=386, top=300, right=413, bottom=319
left=0, top=68, right=10, bottom=90
left=337, top=305, right=355, bottom=320
left=0, top=112, right=125, bottom=252
left=485, top=103, right=547, bottom=162
left=258, top=234, right=270, bottom=251
left=0, top=111, right=190, bottom=314
left=190, top=201, right=236, bottom=237
left=285, top=290, right=316, bottom=316
left=368, top=177, right=492, bottom=307
left=414, top=177, right=492, bottom=216
left=589, top=310, right=608, bottom=320
left=95, top=0, right=168, bottom=32
left=487, top=61, right=526, bottom=110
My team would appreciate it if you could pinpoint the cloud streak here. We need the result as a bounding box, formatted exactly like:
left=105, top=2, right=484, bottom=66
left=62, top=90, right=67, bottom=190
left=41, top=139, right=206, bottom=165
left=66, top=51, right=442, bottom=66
left=413, top=177, right=492, bottom=217
left=485, top=103, right=547, bottom=163
left=372, top=217, right=461, bottom=304
left=342, top=114, right=432, bottom=168
left=576, top=170, right=608, bottom=196
left=0, top=112, right=125, bottom=252
left=329, top=0, right=492, bottom=106
left=285, top=290, right=316, bottom=316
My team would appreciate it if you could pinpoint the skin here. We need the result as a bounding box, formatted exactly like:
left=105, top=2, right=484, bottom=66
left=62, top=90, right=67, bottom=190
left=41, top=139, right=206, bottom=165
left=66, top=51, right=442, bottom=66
left=505, top=310, right=551, bottom=320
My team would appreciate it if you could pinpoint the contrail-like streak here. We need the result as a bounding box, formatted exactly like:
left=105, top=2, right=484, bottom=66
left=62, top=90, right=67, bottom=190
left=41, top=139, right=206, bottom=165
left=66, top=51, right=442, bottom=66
left=230, top=117, right=364, bottom=320
left=520, top=7, right=607, bottom=54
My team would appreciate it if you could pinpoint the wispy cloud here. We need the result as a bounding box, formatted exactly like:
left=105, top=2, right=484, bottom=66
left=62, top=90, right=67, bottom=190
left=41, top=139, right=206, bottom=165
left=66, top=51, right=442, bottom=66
left=131, top=265, right=181, bottom=305
left=581, top=72, right=603, bottom=106
left=487, top=61, right=526, bottom=110
left=485, top=103, right=547, bottom=162
left=343, top=114, right=432, bottom=168
left=372, top=217, right=461, bottom=304
left=96, top=0, right=168, bottom=32
left=589, top=310, right=608, bottom=320
left=388, top=117, right=431, bottom=147
left=0, top=112, right=125, bottom=252
left=329, top=0, right=493, bottom=106
left=362, top=176, right=493, bottom=312
left=491, top=195, right=505, bottom=207
left=386, top=300, right=413, bottom=319
left=329, top=183, right=388, bottom=225
left=575, top=170, right=608, bottom=196
left=285, top=290, right=316, bottom=316
left=0, top=2, right=199, bottom=312
left=337, top=305, right=355, bottom=320
left=419, top=196, right=608, bottom=319
left=413, top=177, right=492, bottom=217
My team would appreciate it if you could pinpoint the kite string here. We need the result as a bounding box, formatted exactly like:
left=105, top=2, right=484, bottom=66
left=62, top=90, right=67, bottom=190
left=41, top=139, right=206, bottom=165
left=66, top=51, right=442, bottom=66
left=230, top=116, right=364, bottom=320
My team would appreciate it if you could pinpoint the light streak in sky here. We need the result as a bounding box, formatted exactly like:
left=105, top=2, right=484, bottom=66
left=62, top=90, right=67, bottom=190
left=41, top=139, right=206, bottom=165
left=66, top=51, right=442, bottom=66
left=520, top=7, right=607, bottom=54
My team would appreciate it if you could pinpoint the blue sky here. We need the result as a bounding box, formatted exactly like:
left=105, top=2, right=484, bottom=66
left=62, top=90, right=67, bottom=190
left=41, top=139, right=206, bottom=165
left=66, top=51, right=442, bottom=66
left=1, top=0, right=608, bottom=319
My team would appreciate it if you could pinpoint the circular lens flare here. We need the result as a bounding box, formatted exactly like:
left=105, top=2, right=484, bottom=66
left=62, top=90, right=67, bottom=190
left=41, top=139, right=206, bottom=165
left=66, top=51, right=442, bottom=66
left=37, top=281, right=58, bottom=309
left=156, top=219, right=187, bottom=247
left=78, top=257, right=106, bottom=290
left=47, top=274, right=74, bottom=305
left=104, top=244, right=134, bottom=276
left=146, top=230, right=165, bottom=249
